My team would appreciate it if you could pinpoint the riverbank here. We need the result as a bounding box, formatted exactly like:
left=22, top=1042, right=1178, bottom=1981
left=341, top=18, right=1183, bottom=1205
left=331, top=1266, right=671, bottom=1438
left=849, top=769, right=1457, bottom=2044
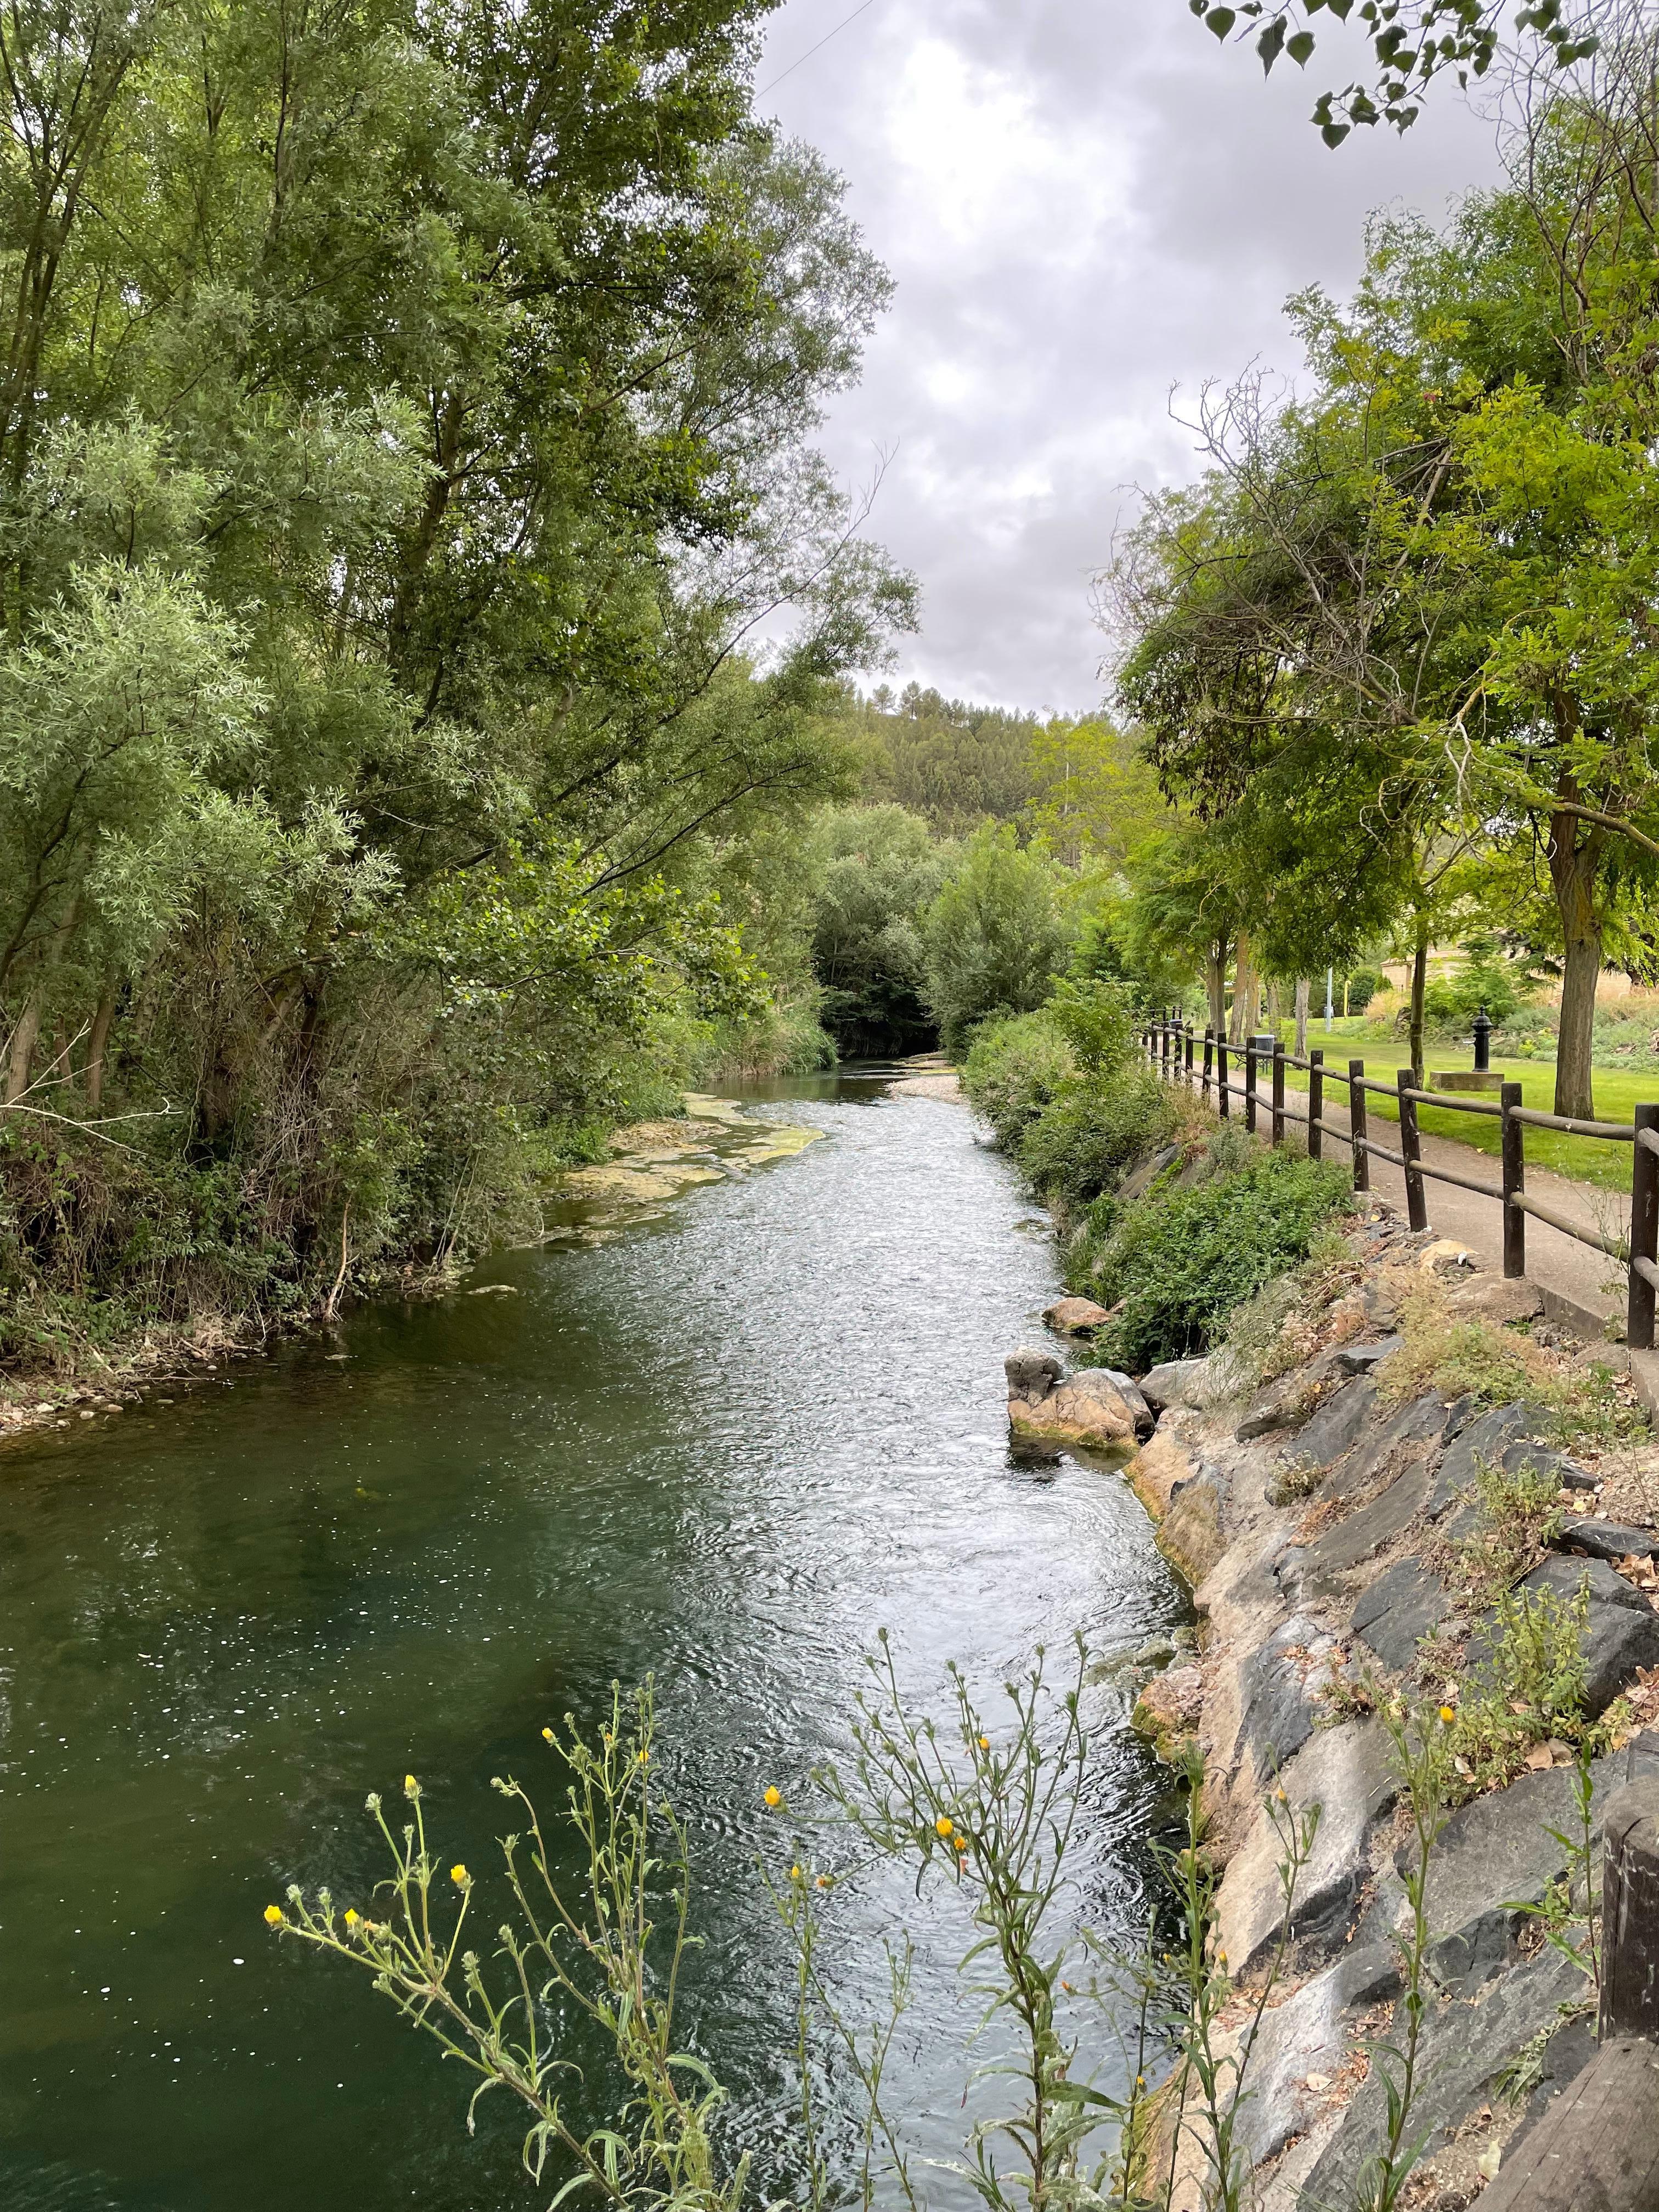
left=0, top=1096, right=825, bottom=1447
left=1011, top=1187, right=1659, bottom=2211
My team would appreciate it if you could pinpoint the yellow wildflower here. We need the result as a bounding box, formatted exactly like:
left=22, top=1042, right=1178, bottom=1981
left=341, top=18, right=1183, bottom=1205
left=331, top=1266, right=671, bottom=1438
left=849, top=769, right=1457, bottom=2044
left=815, top=1875, right=829, bottom=1889
left=978, top=1736, right=990, bottom=1751
left=1438, top=1706, right=1455, bottom=1725
left=264, top=1905, right=284, bottom=1927
left=344, top=1909, right=359, bottom=1929
left=764, top=1785, right=781, bottom=1808
left=935, top=1815, right=953, bottom=1838
left=541, top=1727, right=554, bottom=1742
left=403, top=1773, right=417, bottom=1794
left=790, top=1864, right=802, bottom=1880
left=450, top=1864, right=469, bottom=1887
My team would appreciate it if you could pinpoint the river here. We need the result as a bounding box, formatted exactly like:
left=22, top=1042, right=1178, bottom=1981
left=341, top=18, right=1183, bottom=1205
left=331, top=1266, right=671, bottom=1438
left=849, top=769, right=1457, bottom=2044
left=0, top=1071, right=1186, bottom=2211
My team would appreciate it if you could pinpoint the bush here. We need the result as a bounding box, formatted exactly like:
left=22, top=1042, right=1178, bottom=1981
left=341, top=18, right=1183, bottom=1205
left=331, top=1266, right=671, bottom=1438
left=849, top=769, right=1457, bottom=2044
left=921, top=826, right=1074, bottom=1053
left=1345, top=967, right=1385, bottom=1013
left=1017, top=1070, right=1176, bottom=1210
left=1076, top=1150, right=1352, bottom=1373
left=960, top=1012, right=1076, bottom=1150
left=1420, top=957, right=1528, bottom=1031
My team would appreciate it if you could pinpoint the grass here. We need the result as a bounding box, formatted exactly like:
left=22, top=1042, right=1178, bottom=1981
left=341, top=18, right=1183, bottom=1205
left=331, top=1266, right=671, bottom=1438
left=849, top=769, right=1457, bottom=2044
left=1266, top=1037, right=1653, bottom=1194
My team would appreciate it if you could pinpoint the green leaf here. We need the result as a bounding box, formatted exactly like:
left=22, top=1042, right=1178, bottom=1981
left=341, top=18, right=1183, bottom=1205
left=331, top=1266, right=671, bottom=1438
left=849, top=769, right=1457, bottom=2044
left=1321, top=119, right=1352, bottom=145
left=1257, top=16, right=1288, bottom=70
left=1287, top=30, right=1316, bottom=62
left=1206, top=6, right=1237, bottom=36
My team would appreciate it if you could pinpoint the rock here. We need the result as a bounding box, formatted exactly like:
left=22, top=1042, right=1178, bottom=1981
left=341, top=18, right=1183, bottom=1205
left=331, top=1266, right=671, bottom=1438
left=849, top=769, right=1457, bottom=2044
left=1222, top=1943, right=1403, bottom=2169
left=1132, top=1662, right=1203, bottom=1754
left=1282, top=1378, right=1376, bottom=1475
left=1007, top=1363, right=1150, bottom=1448
left=1445, top=1274, right=1544, bottom=1324
left=1333, top=1335, right=1404, bottom=1374
left=1160, top=1471, right=1228, bottom=1585
left=1519, top=1552, right=1649, bottom=1615
left=1500, top=1438, right=1597, bottom=1492
left=1283, top=1460, right=1432, bottom=1606
left=1400, top=1758, right=1624, bottom=1993
left=1327, top=1393, right=1449, bottom=1505
left=1551, top=1516, right=1659, bottom=1562
left=1139, top=1356, right=1211, bottom=1410
left=1237, top=1616, right=1324, bottom=1779
left=1133, top=1633, right=1178, bottom=1666
left=1214, top=1718, right=1399, bottom=1978
left=1350, top=1556, right=1455, bottom=1672
left=1295, top=1946, right=1588, bottom=2212
left=1419, top=1237, right=1479, bottom=1274
left=1042, top=1296, right=1113, bottom=1336
left=1426, top=1401, right=1552, bottom=1519
left=1237, top=1355, right=1340, bottom=1442
left=1118, top=1142, right=1184, bottom=1204
left=1005, top=1348, right=1063, bottom=1404
left=1127, top=1423, right=1203, bottom=1519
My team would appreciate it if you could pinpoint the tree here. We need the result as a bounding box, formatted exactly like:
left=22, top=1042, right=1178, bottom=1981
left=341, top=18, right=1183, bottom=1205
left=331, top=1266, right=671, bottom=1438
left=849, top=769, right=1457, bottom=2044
left=919, top=828, right=1074, bottom=1054
left=1188, top=0, right=1600, bottom=143
left=805, top=805, right=949, bottom=1056
left=1020, top=715, right=1169, bottom=868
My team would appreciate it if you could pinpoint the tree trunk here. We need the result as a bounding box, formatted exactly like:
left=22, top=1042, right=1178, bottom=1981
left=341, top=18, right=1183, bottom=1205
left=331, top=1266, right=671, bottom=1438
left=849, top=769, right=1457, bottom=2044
left=1205, top=939, right=1228, bottom=1039
left=1266, top=977, right=1282, bottom=1032
left=1294, top=977, right=1310, bottom=1059
left=3, top=994, right=40, bottom=1101
left=1549, top=799, right=1604, bottom=1121
left=84, top=985, right=117, bottom=1111
left=1228, top=933, right=1255, bottom=1046
left=1409, top=917, right=1429, bottom=1084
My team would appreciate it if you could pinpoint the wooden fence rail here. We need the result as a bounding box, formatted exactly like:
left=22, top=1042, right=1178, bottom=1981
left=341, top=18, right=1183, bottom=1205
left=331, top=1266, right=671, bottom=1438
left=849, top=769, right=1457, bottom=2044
left=1139, top=1014, right=1659, bottom=1352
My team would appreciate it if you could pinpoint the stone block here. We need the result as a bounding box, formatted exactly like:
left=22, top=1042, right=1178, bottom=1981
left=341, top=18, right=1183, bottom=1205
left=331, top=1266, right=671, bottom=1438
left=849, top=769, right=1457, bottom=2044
left=1426, top=1401, right=1551, bottom=1520
left=1138, top=1356, right=1211, bottom=1410
left=1327, top=1394, right=1448, bottom=1505
left=1551, top=1517, right=1659, bottom=1562
left=1042, top=1296, right=1113, bottom=1335
left=1500, top=1439, right=1596, bottom=1492
left=1282, top=1378, right=1376, bottom=1475
left=1333, top=1335, right=1404, bottom=1374
left=1160, top=1472, right=1228, bottom=1586
left=1214, top=1717, right=1400, bottom=1979
left=1350, top=1556, right=1454, bottom=1672
left=1223, top=1943, right=1402, bottom=2169
left=1445, top=1275, right=1544, bottom=1325
left=1288, top=1462, right=1431, bottom=1605
left=1237, top=1615, right=1324, bottom=1779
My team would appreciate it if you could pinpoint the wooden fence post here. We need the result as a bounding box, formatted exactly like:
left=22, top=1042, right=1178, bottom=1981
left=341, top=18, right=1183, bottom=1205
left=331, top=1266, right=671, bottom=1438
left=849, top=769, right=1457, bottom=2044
left=1601, top=1781, right=1659, bottom=2039
left=1271, top=1039, right=1286, bottom=1148
left=1162, top=1019, right=1173, bottom=1077
left=1308, top=1048, right=1323, bottom=1162
left=1502, top=1080, right=1527, bottom=1281
left=1349, top=1059, right=1369, bottom=1194
left=1184, top=1024, right=1195, bottom=1089
left=1216, top=1035, right=1229, bottom=1119
left=1203, top=1028, right=1214, bottom=1104
left=1244, top=1041, right=1258, bottom=1134
left=1631, top=1103, right=1659, bottom=1353
left=1397, top=1067, right=1429, bottom=1232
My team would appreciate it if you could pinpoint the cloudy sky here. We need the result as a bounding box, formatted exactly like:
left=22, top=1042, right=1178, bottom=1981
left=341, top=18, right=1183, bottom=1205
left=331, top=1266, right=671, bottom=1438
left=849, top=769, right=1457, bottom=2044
left=754, top=0, right=1506, bottom=714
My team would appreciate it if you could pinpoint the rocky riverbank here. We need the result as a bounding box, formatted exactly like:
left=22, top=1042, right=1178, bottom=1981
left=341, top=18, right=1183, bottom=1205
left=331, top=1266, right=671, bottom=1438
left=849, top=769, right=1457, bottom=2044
left=1008, top=1198, right=1659, bottom=2212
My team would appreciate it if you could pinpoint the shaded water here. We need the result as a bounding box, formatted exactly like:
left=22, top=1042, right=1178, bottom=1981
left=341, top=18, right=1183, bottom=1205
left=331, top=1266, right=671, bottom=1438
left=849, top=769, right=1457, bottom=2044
left=0, top=1073, right=1186, bottom=2211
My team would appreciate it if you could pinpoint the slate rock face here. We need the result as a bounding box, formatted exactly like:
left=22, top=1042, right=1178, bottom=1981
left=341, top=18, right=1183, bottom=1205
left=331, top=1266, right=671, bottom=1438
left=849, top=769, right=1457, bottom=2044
left=1426, top=1401, right=1552, bottom=1520
left=1400, top=1759, right=1625, bottom=1993
left=1327, top=1395, right=1448, bottom=1505
left=1222, top=1943, right=1402, bottom=2168
left=1237, top=1616, right=1324, bottom=1778
left=1213, top=1718, right=1399, bottom=1978
left=1283, top=1462, right=1432, bottom=1606
left=1551, top=1517, right=1659, bottom=1562
left=1350, top=1557, right=1455, bottom=1672
left=1496, top=1556, right=1659, bottom=1717
left=1500, top=1439, right=1596, bottom=1492
left=1519, top=1553, right=1647, bottom=1615
left=1333, top=1335, right=1404, bottom=1374
left=1295, top=1946, right=1588, bottom=2211
left=1283, top=1378, right=1376, bottom=1475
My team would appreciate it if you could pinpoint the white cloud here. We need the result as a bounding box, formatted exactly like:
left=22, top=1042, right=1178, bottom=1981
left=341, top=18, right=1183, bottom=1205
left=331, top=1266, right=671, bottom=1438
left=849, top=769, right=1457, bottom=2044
left=757, top=0, right=1503, bottom=710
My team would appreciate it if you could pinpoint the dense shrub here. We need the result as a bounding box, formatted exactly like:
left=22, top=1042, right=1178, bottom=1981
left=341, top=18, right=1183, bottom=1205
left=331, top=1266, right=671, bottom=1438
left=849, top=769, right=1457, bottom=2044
left=1075, top=1151, right=1352, bottom=1373
left=1017, top=1073, right=1176, bottom=1209
left=1345, top=967, right=1384, bottom=1013
left=920, top=827, right=1074, bottom=1053
left=1420, top=957, right=1529, bottom=1030
left=960, top=1013, right=1076, bottom=1151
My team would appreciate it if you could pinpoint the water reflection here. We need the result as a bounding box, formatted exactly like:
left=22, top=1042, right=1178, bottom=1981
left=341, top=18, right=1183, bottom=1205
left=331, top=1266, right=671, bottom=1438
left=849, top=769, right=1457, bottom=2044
left=0, top=1073, right=1186, bottom=2210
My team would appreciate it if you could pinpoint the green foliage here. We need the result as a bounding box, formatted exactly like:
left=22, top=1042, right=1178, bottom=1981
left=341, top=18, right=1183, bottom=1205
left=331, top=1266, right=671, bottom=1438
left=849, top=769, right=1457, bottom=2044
left=1075, top=1152, right=1352, bottom=1373
left=804, top=805, right=947, bottom=1056
left=1017, top=1073, right=1177, bottom=1211
left=921, top=828, right=1074, bottom=1055
left=1345, top=968, right=1385, bottom=1013
left=959, top=1013, right=1075, bottom=1152
left=1420, top=957, right=1530, bottom=1032
left=857, top=684, right=1042, bottom=834
left=1441, top=1583, right=1598, bottom=1801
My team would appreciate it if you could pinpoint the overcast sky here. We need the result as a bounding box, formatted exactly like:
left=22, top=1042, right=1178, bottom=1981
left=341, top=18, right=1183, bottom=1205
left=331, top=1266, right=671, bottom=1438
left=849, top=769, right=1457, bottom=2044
left=754, top=0, right=1506, bottom=715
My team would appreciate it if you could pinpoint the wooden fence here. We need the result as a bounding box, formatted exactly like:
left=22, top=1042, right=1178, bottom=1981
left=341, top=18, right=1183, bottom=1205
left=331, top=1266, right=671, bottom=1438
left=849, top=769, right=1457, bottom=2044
left=1142, top=1015, right=1659, bottom=1354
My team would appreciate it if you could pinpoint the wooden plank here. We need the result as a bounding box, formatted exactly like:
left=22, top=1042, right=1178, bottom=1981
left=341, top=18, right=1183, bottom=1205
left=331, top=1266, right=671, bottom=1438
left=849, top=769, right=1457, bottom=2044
left=1479, top=2040, right=1659, bottom=2212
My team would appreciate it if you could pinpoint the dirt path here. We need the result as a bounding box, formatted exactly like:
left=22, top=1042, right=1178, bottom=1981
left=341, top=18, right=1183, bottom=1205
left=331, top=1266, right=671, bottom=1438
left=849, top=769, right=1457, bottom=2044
left=1306, top=1092, right=1629, bottom=1336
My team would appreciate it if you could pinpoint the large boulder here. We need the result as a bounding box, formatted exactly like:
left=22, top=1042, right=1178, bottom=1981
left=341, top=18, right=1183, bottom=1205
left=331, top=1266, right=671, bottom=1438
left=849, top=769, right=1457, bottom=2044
left=1042, top=1295, right=1114, bottom=1336
left=1445, top=1273, right=1544, bottom=1324
left=1126, top=1422, right=1203, bottom=1519
left=1005, top=1356, right=1152, bottom=1448
left=1139, top=1356, right=1212, bottom=1411
left=1214, top=1717, right=1399, bottom=1980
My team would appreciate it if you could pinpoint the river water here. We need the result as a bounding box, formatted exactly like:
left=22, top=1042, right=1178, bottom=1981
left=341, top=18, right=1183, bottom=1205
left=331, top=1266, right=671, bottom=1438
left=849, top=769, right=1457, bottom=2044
left=0, top=1072, right=1186, bottom=2211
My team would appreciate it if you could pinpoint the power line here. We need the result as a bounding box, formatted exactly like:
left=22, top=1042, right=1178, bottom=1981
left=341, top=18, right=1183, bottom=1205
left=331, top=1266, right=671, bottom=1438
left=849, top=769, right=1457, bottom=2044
left=756, top=0, right=883, bottom=96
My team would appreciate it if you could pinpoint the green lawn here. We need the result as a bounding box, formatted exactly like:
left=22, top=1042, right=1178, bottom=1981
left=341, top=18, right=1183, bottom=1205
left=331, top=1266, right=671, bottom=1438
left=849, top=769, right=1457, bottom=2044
left=1251, top=1038, right=1656, bottom=1194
